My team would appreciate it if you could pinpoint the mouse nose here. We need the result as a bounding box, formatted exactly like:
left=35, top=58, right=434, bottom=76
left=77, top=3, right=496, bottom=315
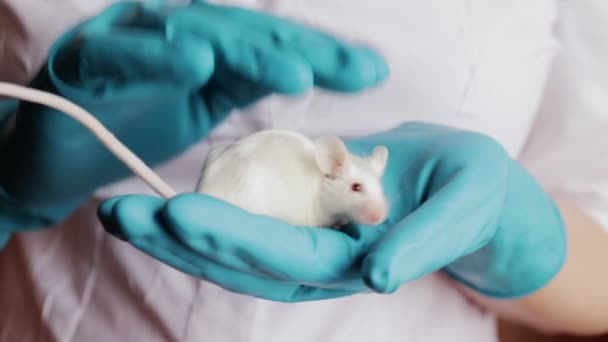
left=360, top=202, right=388, bottom=225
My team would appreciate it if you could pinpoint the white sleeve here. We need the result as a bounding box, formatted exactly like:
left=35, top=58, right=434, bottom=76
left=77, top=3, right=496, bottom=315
left=0, top=0, right=120, bottom=85
left=519, top=0, right=608, bottom=232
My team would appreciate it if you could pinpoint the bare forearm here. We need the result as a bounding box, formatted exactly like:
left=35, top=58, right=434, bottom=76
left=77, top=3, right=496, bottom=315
left=454, top=197, right=608, bottom=336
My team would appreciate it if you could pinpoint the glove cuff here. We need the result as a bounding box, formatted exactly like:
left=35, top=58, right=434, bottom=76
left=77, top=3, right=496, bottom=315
left=0, top=186, right=85, bottom=235
left=0, top=231, right=10, bottom=250
left=443, top=161, right=567, bottom=299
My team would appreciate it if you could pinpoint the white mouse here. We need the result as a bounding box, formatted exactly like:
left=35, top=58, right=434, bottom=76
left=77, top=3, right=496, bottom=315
left=195, top=129, right=390, bottom=228
left=0, top=83, right=392, bottom=221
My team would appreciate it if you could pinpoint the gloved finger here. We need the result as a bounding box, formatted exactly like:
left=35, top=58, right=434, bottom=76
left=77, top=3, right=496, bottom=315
left=203, top=68, right=271, bottom=115
left=67, top=31, right=215, bottom=90
left=49, top=1, right=214, bottom=91
left=361, top=161, right=508, bottom=294
left=97, top=196, right=129, bottom=240
left=101, top=193, right=370, bottom=287
left=131, top=236, right=362, bottom=302
left=0, top=232, right=10, bottom=250
left=167, top=8, right=313, bottom=94
left=77, top=2, right=161, bottom=35
left=98, top=195, right=363, bottom=301
left=161, top=193, right=373, bottom=287
left=197, top=3, right=389, bottom=91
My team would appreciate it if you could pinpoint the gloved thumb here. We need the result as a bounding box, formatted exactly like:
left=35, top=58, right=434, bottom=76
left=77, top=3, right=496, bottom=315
left=360, top=167, right=504, bottom=294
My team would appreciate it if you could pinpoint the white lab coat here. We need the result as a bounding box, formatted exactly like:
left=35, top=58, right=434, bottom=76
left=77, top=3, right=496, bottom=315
left=1, top=1, right=607, bottom=341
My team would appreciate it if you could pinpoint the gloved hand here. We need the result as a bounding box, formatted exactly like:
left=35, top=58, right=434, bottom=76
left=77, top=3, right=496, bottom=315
left=0, top=1, right=388, bottom=241
left=0, top=99, right=17, bottom=125
left=346, top=122, right=567, bottom=298
left=98, top=122, right=567, bottom=301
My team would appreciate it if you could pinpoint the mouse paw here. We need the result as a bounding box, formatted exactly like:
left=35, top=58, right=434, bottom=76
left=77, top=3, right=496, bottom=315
left=331, top=218, right=350, bottom=230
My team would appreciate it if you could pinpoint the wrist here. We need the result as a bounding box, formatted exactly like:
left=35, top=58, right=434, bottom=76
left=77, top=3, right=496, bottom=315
left=443, top=161, right=567, bottom=298
left=0, top=185, right=85, bottom=233
left=0, top=231, right=10, bottom=250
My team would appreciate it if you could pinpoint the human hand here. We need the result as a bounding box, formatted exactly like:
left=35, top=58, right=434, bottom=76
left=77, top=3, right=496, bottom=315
left=345, top=122, right=567, bottom=298
left=97, top=193, right=377, bottom=302
left=0, top=1, right=387, bottom=235
left=98, top=122, right=567, bottom=302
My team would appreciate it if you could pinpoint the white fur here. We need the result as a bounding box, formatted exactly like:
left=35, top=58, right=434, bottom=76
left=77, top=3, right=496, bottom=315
left=195, top=129, right=389, bottom=227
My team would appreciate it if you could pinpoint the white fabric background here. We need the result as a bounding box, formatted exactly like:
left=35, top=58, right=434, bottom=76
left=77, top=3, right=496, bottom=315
left=519, top=0, right=608, bottom=233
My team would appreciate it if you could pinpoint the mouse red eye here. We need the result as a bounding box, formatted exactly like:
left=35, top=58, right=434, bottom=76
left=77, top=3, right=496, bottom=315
left=351, top=183, right=362, bottom=192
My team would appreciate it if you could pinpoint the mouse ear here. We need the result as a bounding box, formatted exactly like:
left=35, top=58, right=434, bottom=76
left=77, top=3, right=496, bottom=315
left=314, top=136, right=351, bottom=178
left=369, top=146, right=389, bottom=176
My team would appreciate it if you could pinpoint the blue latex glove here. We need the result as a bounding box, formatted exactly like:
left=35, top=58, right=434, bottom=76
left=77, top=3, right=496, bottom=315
left=0, top=2, right=388, bottom=239
left=0, top=99, right=17, bottom=125
left=98, top=122, right=566, bottom=301
left=0, top=99, right=17, bottom=249
left=346, top=122, right=567, bottom=298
